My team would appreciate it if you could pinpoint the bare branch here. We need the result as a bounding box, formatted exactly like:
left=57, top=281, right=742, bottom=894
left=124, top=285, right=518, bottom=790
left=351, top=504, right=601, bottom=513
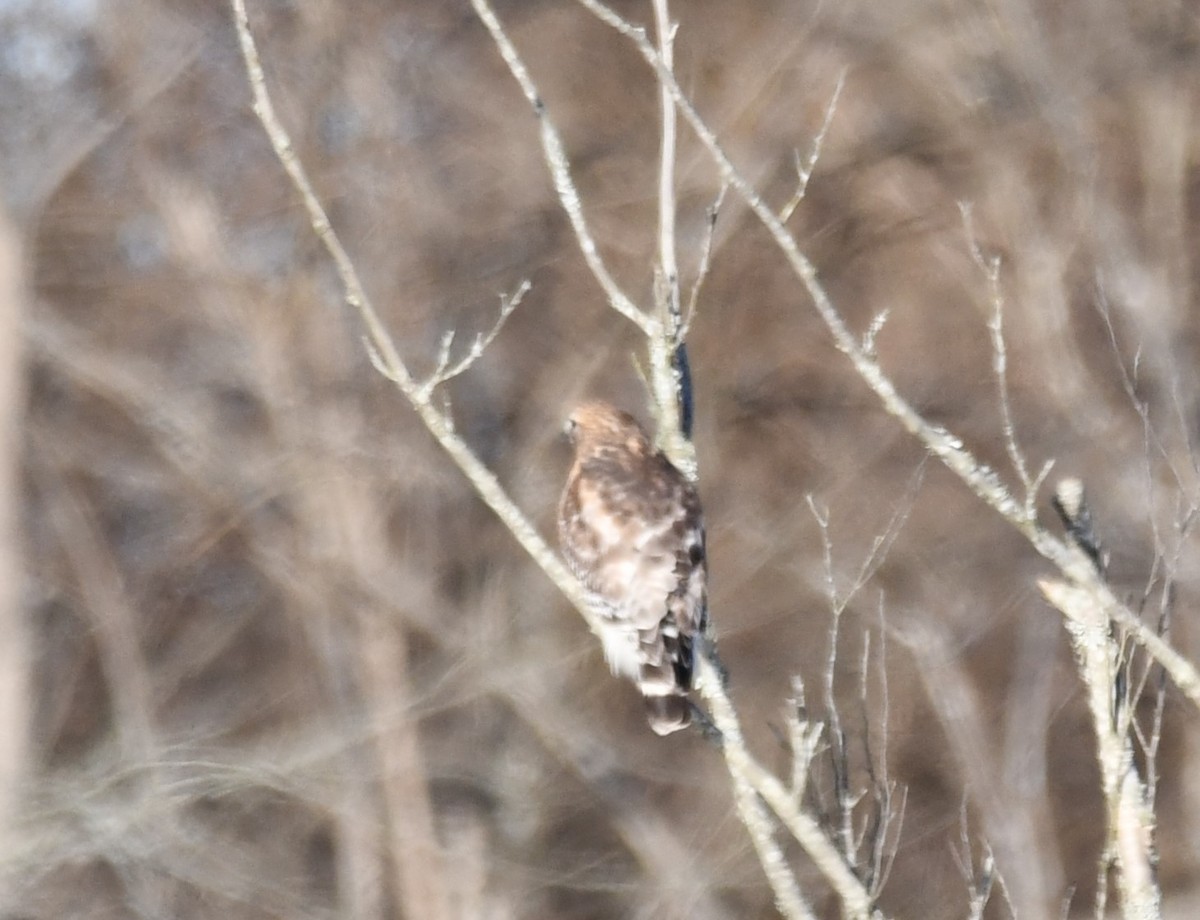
left=950, top=807, right=996, bottom=920
left=1094, top=278, right=1192, bottom=503
left=682, top=182, right=727, bottom=338
left=821, top=583, right=852, bottom=861
left=864, top=602, right=903, bottom=897
left=1044, top=481, right=1161, bottom=920
left=806, top=501, right=907, bottom=899
left=786, top=677, right=825, bottom=800
left=652, top=0, right=680, bottom=319
left=961, top=202, right=1051, bottom=522
left=1040, top=576, right=1162, bottom=920
left=807, top=464, right=922, bottom=618
left=780, top=69, right=846, bottom=223
left=415, top=280, right=530, bottom=401
left=856, top=626, right=902, bottom=898
left=467, top=0, right=654, bottom=338
left=1139, top=588, right=1172, bottom=811
left=695, top=659, right=817, bottom=920
left=734, top=742, right=881, bottom=920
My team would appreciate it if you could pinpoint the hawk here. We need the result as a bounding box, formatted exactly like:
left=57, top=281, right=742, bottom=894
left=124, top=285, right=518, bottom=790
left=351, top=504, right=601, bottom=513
left=557, top=401, right=707, bottom=735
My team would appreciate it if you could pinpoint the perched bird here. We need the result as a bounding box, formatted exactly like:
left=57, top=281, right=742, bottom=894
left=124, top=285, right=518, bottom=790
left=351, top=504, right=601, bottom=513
left=557, top=401, right=707, bottom=735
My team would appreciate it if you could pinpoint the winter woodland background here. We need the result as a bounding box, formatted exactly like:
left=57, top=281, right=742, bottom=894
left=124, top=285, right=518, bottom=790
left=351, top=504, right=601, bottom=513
left=3, top=0, right=1200, bottom=917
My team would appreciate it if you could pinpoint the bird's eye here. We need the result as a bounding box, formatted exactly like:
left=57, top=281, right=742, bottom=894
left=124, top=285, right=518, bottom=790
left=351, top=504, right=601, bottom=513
left=563, top=417, right=579, bottom=441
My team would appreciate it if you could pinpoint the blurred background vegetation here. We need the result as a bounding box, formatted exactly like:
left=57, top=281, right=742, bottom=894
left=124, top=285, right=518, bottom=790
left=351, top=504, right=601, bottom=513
left=3, top=0, right=1200, bottom=917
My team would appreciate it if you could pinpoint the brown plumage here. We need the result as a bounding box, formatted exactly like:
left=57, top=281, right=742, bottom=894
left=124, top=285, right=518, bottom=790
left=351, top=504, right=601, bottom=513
left=557, top=401, right=707, bottom=735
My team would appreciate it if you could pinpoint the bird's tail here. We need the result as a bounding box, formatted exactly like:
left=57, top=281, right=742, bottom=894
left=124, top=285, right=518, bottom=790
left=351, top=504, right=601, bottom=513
left=638, top=618, right=694, bottom=735
left=642, top=689, right=692, bottom=736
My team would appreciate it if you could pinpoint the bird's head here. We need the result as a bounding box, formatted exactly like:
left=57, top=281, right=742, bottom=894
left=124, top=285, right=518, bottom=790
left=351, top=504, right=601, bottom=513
left=564, top=401, right=650, bottom=456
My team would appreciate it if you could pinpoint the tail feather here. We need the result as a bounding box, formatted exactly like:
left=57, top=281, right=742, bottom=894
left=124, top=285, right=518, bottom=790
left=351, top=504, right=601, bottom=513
left=643, top=691, right=691, bottom=736
left=636, top=615, right=695, bottom=735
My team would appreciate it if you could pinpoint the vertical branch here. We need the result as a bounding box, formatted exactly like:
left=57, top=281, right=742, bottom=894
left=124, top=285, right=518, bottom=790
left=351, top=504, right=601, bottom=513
left=1041, top=480, right=1161, bottom=920
left=320, top=472, right=454, bottom=920
left=647, top=0, right=694, bottom=464
left=358, top=609, right=454, bottom=920
left=0, top=207, right=27, bottom=866
left=647, top=6, right=802, bottom=912
left=734, top=743, right=879, bottom=920
left=805, top=497, right=906, bottom=905
left=695, top=658, right=817, bottom=920
left=1040, top=575, right=1161, bottom=920
left=32, top=451, right=158, bottom=765
left=652, top=0, right=679, bottom=306
left=823, top=597, right=853, bottom=859
left=962, top=203, right=1051, bottom=521
left=303, top=603, right=387, bottom=920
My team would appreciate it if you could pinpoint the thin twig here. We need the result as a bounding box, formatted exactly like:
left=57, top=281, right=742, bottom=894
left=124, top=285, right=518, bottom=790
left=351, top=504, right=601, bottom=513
left=416, top=280, right=530, bottom=401
left=822, top=585, right=852, bottom=862
left=861, top=310, right=889, bottom=359
left=961, top=203, right=1050, bottom=521
left=865, top=600, right=903, bottom=896
left=785, top=677, right=824, bottom=802
left=806, top=463, right=922, bottom=618
left=951, top=807, right=995, bottom=920
left=682, top=182, right=727, bottom=337
left=1142, top=586, right=1172, bottom=810
left=736, top=744, right=880, bottom=920
left=780, top=69, right=846, bottom=223
left=807, top=498, right=907, bottom=897
left=652, top=0, right=680, bottom=321
left=1094, top=278, right=1190, bottom=502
